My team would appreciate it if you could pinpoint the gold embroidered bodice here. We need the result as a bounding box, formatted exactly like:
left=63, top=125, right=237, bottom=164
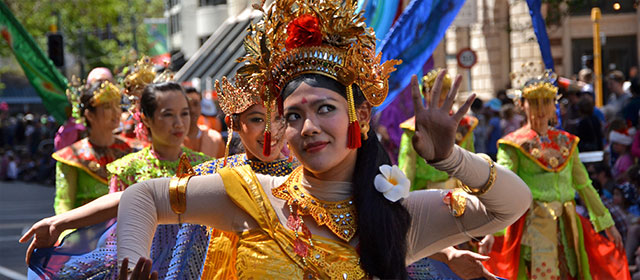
left=205, top=165, right=365, bottom=279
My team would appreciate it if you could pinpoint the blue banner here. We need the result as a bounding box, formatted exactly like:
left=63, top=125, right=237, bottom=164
left=526, top=0, right=554, bottom=71
left=361, top=0, right=401, bottom=43
left=375, top=0, right=466, bottom=112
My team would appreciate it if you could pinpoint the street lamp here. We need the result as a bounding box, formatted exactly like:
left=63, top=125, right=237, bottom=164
left=613, top=2, right=621, bottom=10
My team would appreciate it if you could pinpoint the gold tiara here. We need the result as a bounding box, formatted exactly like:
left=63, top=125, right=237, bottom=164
left=123, top=56, right=156, bottom=94
left=65, top=78, right=122, bottom=125
left=215, top=75, right=263, bottom=116
left=91, top=80, right=122, bottom=106
left=510, top=61, right=558, bottom=99
left=422, top=68, right=452, bottom=97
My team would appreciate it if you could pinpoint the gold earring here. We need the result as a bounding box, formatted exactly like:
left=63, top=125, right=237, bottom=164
left=360, top=122, right=370, bottom=141
left=287, top=144, right=294, bottom=163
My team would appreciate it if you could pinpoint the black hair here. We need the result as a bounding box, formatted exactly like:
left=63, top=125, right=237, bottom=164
left=471, top=98, right=484, bottom=112
left=282, top=74, right=411, bottom=279
left=577, top=95, right=595, bottom=117
left=184, top=86, right=202, bottom=98
left=140, top=81, right=186, bottom=120
left=80, top=81, right=107, bottom=129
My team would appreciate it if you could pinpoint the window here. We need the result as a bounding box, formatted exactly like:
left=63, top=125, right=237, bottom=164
left=169, top=13, right=181, bottom=35
left=199, top=0, right=226, bottom=6
left=167, top=0, right=181, bottom=9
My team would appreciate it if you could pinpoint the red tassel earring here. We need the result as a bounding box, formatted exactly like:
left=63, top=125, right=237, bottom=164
left=346, top=84, right=361, bottom=149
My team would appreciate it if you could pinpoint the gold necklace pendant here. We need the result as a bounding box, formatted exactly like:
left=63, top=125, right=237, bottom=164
left=273, top=167, right=357, bottom=242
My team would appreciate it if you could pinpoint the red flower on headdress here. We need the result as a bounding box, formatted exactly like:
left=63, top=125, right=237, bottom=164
left=285, top=14, right=322, bottom=50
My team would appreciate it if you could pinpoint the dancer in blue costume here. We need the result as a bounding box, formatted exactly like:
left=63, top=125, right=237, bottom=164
left=21, top=77, right=296, bottom=279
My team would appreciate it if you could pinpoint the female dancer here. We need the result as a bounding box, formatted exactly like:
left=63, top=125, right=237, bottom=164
left=25, top=82, right=211, bottom=279
left=115, top=1, right=532, bottom=278
left=22, top=78, right=296, bottom=279
left=483, top=67, right=627, bottom=279
left=53, top=80, right=132, bottom=214
left=399, top=70, right=493, bottom=279
left=399, top=68, right=478, bottom=190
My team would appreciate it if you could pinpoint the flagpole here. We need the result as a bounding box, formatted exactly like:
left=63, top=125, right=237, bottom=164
left=591, top=8, right=602, bottom=108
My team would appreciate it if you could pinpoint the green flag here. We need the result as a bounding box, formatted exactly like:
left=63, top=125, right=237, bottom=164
left=0, top=2, right=68, bottom=124
left=144, top=18, right=170, bottom=65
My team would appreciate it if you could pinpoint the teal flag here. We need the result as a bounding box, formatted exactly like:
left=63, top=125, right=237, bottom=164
left=0, top=2, right=69, bottom=123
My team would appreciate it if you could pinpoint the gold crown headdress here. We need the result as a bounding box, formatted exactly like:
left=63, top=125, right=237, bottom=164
left=233, top=0, right=401, bottom=155
left=509, top=61, right=558, bottom=100
left=216, top=75, right=263, bottom=116
left=66, top=77, right=122, bottom=125
left=215, top=75, right=265, bottom=167
left=153, top=64, right=175, bottom=84
left=422, top=68, right=452, bottom=104
left=123, top=56, right=156, bottom=96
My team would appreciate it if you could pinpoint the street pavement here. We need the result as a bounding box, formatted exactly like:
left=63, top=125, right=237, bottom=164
left=0, top=181, right=55, bottom=280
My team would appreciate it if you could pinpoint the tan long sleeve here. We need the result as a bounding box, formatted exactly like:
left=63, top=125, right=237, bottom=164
left=116, top=174, right=253, bottom=264
left=405, top=145, right=532, bottom=264
left=117, top=146, right=532, bottom=266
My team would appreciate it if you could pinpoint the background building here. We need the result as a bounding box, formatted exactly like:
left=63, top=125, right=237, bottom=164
left=431, top=0, right=639, bottom=99
left=165, top=0, right=256, bottom=69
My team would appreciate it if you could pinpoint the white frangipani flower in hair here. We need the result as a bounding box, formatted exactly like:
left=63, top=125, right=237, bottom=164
left=374, top=165, right=410, bottom=202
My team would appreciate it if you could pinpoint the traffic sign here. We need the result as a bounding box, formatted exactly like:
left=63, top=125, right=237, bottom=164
left=456, top=48, right=477, bottom=69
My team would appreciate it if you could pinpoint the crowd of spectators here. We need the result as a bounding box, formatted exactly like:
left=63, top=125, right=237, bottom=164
left=0, top=105, right=57, bottom=185
left=471, top=66, right=640, bottom=276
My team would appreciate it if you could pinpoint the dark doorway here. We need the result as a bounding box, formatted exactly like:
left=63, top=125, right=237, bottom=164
left=572, top=35, right=638, bottom=102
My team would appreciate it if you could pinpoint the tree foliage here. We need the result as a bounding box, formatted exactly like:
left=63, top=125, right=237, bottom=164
left=1, top=0, right=165, bottom=76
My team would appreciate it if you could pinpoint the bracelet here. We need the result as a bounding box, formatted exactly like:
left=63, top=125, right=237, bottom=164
left=460, top=154, right=496, bottom=196
left=169, top=175, right=193, bottom=215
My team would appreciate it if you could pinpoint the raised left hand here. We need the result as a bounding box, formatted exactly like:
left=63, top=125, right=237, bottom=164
left=410, top=71, right=475, bottom=162
left=605, top=226, right=623, bottom=249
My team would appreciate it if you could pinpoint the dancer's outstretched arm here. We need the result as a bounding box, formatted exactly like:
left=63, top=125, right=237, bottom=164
left=20, top=191, right=122, bottom=264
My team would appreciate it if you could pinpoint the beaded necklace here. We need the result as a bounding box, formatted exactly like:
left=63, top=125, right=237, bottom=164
left=272, top=166, right=357, bottom=265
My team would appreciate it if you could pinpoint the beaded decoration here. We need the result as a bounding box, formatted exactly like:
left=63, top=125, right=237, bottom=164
left=123, top=56, right=156, bottom=96
left=509, top=61, right=559, bottom=100
left=421, top=68, right=452, bottom=103
left=272, top=167, right=357, bottom=242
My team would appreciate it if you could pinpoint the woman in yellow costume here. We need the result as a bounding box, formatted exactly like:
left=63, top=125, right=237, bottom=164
left=483, top=64, right=628, bottom=280
left=115, top=1, right=532, bottom=279
left=21, top=75, right=297, bottom=279
left=398, top=69, right=477, bottom=191
left=53, top=79, right=132, bottom=214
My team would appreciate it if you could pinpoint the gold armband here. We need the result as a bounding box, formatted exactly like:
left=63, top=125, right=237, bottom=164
left=169, top=175, right=193, bottom=215
left=460, top=154, right=496, bottom=196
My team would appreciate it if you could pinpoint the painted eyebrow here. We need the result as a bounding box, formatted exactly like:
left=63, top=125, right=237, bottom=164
left=246, top=111, right=265, bottom=117
left=285, top=96, right=338, bottom=111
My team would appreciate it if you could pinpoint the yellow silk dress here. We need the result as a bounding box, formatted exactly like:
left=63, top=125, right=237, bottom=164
left=202, top=165, right=365, bottom=279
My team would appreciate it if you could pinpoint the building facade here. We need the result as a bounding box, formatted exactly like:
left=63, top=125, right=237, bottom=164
left=432, top=0, right=639, bottom=99
left=165, top=0, right=255, bottom=61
